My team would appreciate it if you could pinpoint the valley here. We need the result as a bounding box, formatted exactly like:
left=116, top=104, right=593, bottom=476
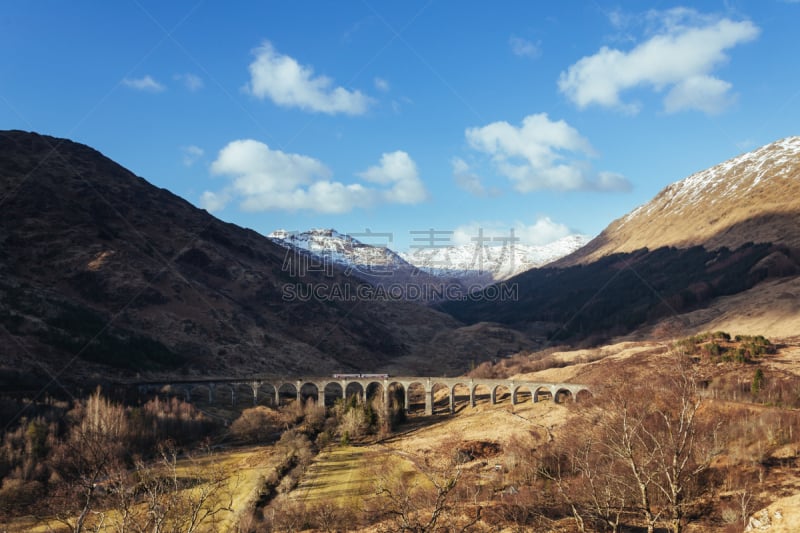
left=2, top=130, right=800, bottom=531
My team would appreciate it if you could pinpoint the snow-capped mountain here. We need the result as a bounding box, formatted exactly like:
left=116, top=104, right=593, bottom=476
left=399, top=234, right=590, bottom=281
left=268, top=228, right=589, bottom=291
left=560, top=136, right=800, bottom=266
left=268, top=228, right=413, bottom=277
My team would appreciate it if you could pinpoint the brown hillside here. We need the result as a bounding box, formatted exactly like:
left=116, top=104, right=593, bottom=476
left=0, top=131, right=531, bottom=385
left=559, top=137, right=800, bottom=266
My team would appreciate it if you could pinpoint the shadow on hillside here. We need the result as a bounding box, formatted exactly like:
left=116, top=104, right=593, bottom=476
left=375, top=414, right=451, bottom=445
left=442, top=211, right=800, bottom=345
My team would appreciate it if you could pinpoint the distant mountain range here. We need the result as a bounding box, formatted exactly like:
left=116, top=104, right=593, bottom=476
left=3, top=130, right=800, bottom=385
left=400, top=234, right=590, bottom=281
left=268, top=228, right=589, bottom=290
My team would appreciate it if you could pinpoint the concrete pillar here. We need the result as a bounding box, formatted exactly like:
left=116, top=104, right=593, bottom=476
left=425, top=387, right=434, bottom=416
left=551, top=386, right=558, bottom=404
left=296, top=381, right=303, bottom=405
left=230, top=388, right=236, bottom=407
left=252, top=382, right=259, bottom=406
left=274, top=386, right=279, bottom=406
left=491, top=386, right=497, bottom=405
left=318, top=387, right=325, bottom=407
left=404, top=386, right=410, bottom=414
left=449, top=389, right=455, bottom=414
left=470, top=386, right=476, bottom=408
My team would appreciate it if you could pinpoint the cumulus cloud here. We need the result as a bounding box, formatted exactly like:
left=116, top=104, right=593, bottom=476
left=509, top=36, right=541, bottom=58
left=245, top=41, right=373, bottom=115
left=558, top=8, right=759, bottom=114
left=464, top=113, right=630, bottom=193
left=181, top=145, right=204, bottom=167
left=452, top=217, right=572, bottom=247
left=358, top=151, right=427, bottom=204
left=122, top=75, right=165, bottom=92
left=174, top=73, right=204, bottom=91
left=203, top=140, right=426, bottom=214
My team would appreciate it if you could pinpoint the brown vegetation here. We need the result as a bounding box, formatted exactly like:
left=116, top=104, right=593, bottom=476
left=4, top=333, right=800, bottom=532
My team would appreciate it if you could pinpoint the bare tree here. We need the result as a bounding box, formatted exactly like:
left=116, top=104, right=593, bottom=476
left=597, top=388, right=662, bottom=533
left=371, top=451, right=481, bottom=532
left=537, top=449, right=586, bottom=533
left=645, top=362, right=717, bottom=533
left=132, top=443, right=235, bottom=533
left=591, top=354, right=718, bottom=533
left=51, top=389, right=129, bottom=533
left=571, top=436, right=629, bottom=532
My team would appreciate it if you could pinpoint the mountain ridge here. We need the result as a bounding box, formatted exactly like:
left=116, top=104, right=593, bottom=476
left=268, top=228, right=589, bottom=291
left=0, top=130, right=533, bottom=384
left=558, top=136, right=800, bottom=266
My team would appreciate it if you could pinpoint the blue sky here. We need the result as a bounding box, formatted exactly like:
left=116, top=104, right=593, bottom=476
left=2, top=1, right=799, bottom=251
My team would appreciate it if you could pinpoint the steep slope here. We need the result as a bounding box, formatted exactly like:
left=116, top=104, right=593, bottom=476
left=0, top=131, right=532, bottom=385
left=560, top=137, right=800, bottom=266
left=445, top=137, right=800, bottom=341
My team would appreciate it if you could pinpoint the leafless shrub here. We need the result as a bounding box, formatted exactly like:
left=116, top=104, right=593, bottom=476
left=230, top=405, right=282, bottom=443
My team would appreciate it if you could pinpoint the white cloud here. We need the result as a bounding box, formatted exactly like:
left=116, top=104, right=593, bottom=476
left=465, top=113, right=630, bottom=192
left=200, top=190, right=229, bottom=212
left=358, top=151, right=427, bottom=204
left=558, top=9, right=759, bottom=114
left=452, top=217, right=572, bottom=247
left=239, top=181, right=374, bottom=214
left=374, top=77, right=390, bottom=92
left=245, top=41, right=373, bottom=115
left=174, top=73, right=204, bottom=91
left=122, top=75, right=165, bottom=93
left=515, top=217, right=573, bottom=245
left=509, top=36, right=541, bottom=58
left=663, top=75, right=733, bottom=114
left=181, top=145, right=204, bottom=167
left=210, top=139, right=333, bottom=204
left=204, top=140, right=426, bottom=214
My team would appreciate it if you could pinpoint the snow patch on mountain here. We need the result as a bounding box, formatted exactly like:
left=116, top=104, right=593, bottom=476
left=268, top=228, right=590, bottom=286
left=268, top=228, right=413, bottom=276
left=399, top=234, right=591, bottom=281
left=620, top=136, right=800, bottom=227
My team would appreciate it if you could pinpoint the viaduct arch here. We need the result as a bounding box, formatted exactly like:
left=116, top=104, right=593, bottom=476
left=135, top=376, right=591, bottom=416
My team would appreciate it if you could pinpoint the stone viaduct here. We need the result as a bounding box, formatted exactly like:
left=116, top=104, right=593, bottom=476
left=136, top=376, right=591, bottom=416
